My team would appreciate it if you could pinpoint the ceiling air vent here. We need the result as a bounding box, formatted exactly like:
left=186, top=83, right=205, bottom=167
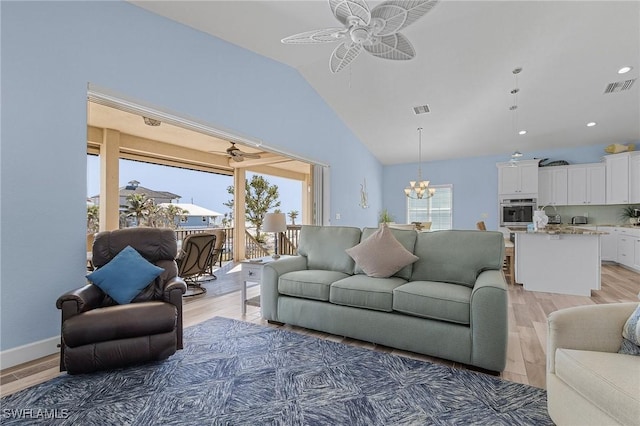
left=604, top=79, right=636, bottom=94
left=413, top=104, right=431, bottom=115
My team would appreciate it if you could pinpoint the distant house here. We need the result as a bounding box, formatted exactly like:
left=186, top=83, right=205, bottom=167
left=159, top=203, right=222, bottom=228
left=89, top=180, right=181, bottom=209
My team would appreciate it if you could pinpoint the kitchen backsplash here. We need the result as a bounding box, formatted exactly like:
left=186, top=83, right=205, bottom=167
left=542, top=205, right=638, bottom=226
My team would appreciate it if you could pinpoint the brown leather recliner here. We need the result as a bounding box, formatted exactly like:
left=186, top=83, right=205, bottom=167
left=56, top=227, right=187, bottom=374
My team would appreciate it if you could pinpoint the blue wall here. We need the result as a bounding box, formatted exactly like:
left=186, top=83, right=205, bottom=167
left=383, top=143, right=629, bottom=230
left=0, top=1, right=382, bottom=353
left=1, top=0, right=635, bottom=359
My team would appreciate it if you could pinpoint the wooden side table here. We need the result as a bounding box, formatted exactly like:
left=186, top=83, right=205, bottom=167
left=240, top=256, right=291, bottom=314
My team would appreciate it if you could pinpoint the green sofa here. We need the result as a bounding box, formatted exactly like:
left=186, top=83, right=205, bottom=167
left=261, top=225, right=508, bottom=372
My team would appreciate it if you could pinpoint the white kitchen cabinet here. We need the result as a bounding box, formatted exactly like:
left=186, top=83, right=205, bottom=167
left=630, top=153, right=640, bottom=204
left=617, top=228, right=640, bottom=269
left=618, top=234, right=634, bottom=267
left=567, top=163, right=605, bottom=205
left=497, top=160, right=539, bottom=198
left=605, top=153, right=630, bottom=204
left=597, top=226, right=618, bottom=261
left=538, top=166, right=568, bottom=206
left=515, top=232, right=600, bottom=296
left=538, top=168, right=552, bottom=206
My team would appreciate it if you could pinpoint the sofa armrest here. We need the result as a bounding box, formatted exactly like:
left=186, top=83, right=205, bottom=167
left=547, top=302, right=638, bottom=374
left=261, top=256, right=308, bottom=321
left=470, top=269, right=508, bottom=372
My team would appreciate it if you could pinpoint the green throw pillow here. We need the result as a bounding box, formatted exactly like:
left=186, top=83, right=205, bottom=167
left=619, top=304, right=640, bottom=356
left=86, top=245, right=164, bottom=304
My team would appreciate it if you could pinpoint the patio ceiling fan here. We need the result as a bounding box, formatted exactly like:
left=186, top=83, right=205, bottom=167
left=281, top=0, right=439, bottom=73
left=211, top=142, right=261, bottom=162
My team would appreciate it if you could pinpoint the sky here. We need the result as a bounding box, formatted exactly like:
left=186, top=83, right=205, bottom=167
left=87, top=156, right=303, bottom=221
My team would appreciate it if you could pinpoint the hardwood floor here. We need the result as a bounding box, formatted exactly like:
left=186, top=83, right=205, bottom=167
left=2, top=263, right=638, bottom=397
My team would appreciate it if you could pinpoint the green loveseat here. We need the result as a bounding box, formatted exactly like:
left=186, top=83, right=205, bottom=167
left=261, top=225, right=508, bottom=372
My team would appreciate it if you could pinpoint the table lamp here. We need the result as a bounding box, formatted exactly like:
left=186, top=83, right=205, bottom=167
left=263, top=212, right=287, bottom=259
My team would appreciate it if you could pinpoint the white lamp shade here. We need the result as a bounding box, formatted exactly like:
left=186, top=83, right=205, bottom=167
left=263, top=213, right=287, bottom=233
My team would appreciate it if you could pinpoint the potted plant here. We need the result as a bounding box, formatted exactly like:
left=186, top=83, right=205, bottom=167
left=619, top=205, right=640, bottom=225
left=378, top=209, right=395, bottom=226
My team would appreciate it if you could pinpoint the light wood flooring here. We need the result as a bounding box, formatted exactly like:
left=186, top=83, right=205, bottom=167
left=2, top=263, right=638, bottom=397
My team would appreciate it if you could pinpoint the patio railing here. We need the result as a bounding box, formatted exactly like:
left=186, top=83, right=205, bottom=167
left=175, top=227, right=234, bottom=263
left=174, top=225, right=301, bottom=261
left=279, top=225, right=302, bottom=255
left=245, top=231, right=270, bottom=258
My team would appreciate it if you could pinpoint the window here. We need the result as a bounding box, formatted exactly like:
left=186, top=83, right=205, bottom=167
left=407, top=185, right=453, bottom=231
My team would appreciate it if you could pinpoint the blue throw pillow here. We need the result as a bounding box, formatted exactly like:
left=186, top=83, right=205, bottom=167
left=86, top=245, right=164, bottom=304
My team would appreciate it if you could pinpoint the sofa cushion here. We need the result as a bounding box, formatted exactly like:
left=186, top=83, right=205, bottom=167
left=393, top=281, right=472, bottom=324
left=411, top=230, right=504, bottom=287
left=297, top=226, right=362, bottom=274
left=555, top=349, right=640, bottom=426
left=351, top=226, right=418, bottom=279
left=279, top=270, right=350, bottom=301
left=330, top=275, right=407, bottom=312
left=619, top=304, right=640, bottom=355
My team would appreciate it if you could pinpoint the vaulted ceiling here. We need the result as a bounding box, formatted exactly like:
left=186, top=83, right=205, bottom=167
left=130, top=1, right=640, bottom=165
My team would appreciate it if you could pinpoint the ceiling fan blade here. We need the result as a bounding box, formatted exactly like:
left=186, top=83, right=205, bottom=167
left=329, top=42, right=362, bottom=73
left=370, top=0, right=438, bottom=36
left=240, top=152, right=261, bottom=159
left=207, top=150, right=229, bottom=156
left=364, top=33, right=415, bottom=60
left=281, top=28, right=346, bottom=44
left=329, top=0, right=371, bottom=26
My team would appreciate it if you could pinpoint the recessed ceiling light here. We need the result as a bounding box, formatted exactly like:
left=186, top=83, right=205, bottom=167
left=518, top=130, right=527, bottom=135
left=586, top=122, right=597, bottom=127
left=618, top=66, right=632, bottom=74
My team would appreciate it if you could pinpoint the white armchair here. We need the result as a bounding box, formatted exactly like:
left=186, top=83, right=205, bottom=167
left=547, top=303, right=640, bottom=426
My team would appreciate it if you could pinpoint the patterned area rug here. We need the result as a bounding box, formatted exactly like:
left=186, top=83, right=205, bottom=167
left=2, top=317, right=552, bottom=425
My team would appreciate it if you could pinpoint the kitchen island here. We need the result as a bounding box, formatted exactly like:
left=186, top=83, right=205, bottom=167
left=513, top=226, right=606, bottom=296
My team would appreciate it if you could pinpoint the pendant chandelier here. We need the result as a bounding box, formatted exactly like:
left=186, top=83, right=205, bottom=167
left=404, top=127, right=435, bottom=199
left=508, top=67, right=524, bottom=166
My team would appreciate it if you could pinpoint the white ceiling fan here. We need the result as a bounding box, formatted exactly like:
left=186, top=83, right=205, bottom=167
left=210, top=142, right=262, bottom=162
left=281, top=0, right=439, bottom=73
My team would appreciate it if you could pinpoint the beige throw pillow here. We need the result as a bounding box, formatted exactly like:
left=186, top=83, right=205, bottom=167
left=346, top=225, right=419, bottom=278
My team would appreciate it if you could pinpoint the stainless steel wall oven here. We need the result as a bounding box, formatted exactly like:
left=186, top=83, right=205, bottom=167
left=500, top=198, right=536, bottom=227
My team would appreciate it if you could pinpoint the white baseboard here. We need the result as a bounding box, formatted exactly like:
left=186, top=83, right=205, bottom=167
left=0, top=336, right=60, bottom=369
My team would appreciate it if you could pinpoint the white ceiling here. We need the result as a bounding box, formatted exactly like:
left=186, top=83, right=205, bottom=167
left=129, top=0, right=640, bottom=165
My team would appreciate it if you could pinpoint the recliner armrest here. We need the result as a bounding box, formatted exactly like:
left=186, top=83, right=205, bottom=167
left=56, top=284, right=105, bottom=316
left=163, top=276, right=186, bottom=350
left=163, top=276, right=187, bottom=299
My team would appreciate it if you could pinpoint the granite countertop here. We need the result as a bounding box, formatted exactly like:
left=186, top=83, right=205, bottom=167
left=594, top=223, right=640, bottom=229
left=509, top=225, right=606, bottom=235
